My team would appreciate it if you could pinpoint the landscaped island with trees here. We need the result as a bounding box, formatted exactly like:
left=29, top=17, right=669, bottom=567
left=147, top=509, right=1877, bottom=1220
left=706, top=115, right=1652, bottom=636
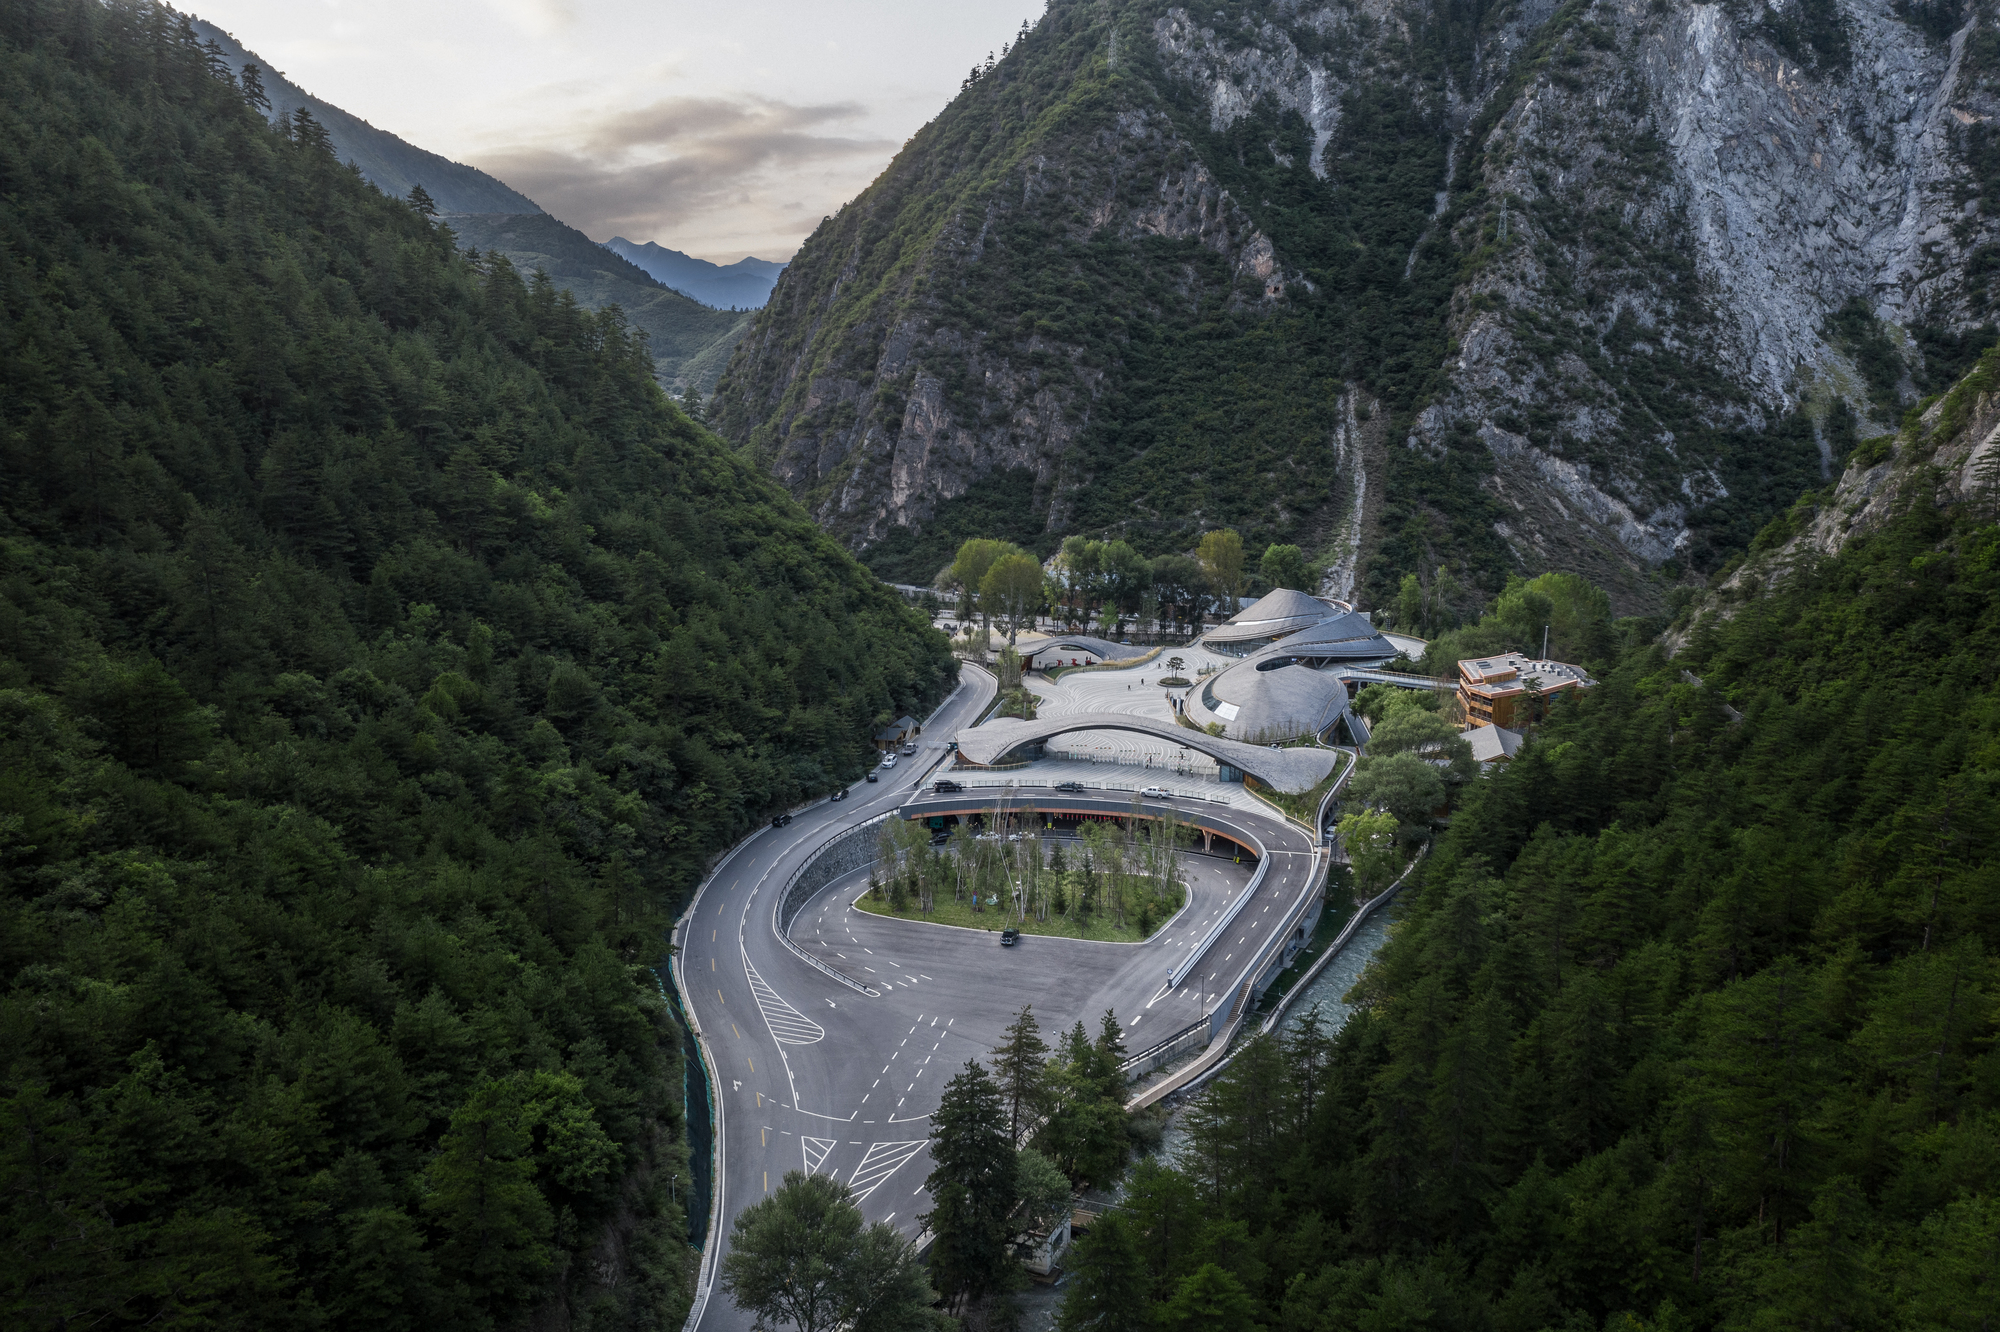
left=862, top=809, right=1189, bottom=942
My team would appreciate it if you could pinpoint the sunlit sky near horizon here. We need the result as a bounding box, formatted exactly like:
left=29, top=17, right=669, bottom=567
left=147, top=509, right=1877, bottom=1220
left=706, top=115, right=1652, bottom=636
left=189, top=0, right=1042, bottom=263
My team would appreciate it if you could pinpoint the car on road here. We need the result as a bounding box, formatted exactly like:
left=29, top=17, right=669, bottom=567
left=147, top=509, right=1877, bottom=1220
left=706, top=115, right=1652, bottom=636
left=900, top=742, right=918, bottom=755
left=880, top=754, right=897, bottom=769
left=933, top=779, right=963, bottom=794
left=866, top=772, right=878, bottom=783
left=1000, top=927, right=1020, bottom=947
left=1054, top=781, right=1086, bottom=793
left=830, top=788, right=848, bottom=802
left=770, top=813, right=793, bottom=828
left=1139, top=786, right=1172, bottom=799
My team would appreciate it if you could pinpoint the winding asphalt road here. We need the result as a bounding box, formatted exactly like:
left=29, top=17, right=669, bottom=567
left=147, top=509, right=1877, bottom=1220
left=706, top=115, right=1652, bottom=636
left=673, top=665, right=1323, bottom=1331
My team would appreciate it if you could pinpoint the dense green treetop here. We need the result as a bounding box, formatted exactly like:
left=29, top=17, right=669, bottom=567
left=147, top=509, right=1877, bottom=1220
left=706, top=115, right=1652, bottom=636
left=0, top=2, right=951, bottom=1327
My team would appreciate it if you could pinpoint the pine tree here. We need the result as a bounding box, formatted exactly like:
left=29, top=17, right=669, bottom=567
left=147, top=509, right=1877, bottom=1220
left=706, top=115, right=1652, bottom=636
left=407, top=182, right=437, bottom=217
left=921, top=1061, right=1017, bottom=1314
left=1055, top=1210, right=1147, bottom=1332
left=990, top=1005, right=1050, bottom=1145
left=1156, top=1263, right=1257, bottom=1331
left=679, top=383, right=707, bottom=424
left=291, top=106, right=331, bottom=153
left=239, top=61, right=269, bottom=114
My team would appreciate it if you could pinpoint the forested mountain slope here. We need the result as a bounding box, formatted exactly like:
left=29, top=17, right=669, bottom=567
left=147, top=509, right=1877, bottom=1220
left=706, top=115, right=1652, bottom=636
left=0, top=2, right=953, bottom=1327
left=1063, top=359, right=2000, bottom=1329
left=190, top=16, right=541, bottom=215
left=445, top=213, right=755, bottom=395
left=713, top=0, right=2000, bottom=607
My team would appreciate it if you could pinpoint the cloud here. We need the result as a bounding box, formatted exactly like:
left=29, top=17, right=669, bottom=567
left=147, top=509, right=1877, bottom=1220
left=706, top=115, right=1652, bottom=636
left=490, top=0, right=579, bottom=36
left=472, top=94, right=895, bottom=259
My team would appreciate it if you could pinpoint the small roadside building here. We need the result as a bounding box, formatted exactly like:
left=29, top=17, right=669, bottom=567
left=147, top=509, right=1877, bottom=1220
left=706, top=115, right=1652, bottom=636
left=875, top=715, right=919, bottom=751
left=1457, top=653, right=1593, bottom=728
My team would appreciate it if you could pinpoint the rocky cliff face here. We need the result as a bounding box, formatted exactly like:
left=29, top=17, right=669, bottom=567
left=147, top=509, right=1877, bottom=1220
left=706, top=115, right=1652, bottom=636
left=710, top=0, right=2000, bottom=610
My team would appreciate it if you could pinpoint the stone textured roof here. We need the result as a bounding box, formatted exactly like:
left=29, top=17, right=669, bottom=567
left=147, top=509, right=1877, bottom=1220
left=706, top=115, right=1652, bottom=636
left=952, top=713, right=1339, bottom=794
left=1017, top=634, right=1127, bottom=663
left=1203, top=588, right=1341, bottom=645
left=1263, top=611, right=1397, bottom=662
left=1186, top=658, right=1350, bottom=742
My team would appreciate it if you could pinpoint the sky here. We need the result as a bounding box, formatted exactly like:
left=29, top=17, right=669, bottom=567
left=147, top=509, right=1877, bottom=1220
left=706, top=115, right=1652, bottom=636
left=189, top=0, right=1043, bottom=262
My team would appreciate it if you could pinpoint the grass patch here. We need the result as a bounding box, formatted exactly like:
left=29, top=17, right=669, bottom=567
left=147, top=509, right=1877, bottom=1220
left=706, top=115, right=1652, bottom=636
left=852, top=886, right=1184, bottom=942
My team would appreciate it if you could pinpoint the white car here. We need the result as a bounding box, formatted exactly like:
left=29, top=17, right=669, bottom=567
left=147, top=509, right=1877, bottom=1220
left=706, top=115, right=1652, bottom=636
left=880, top=754, right=897, bottom=768
left=1139, top=786, right=1171, bottom=799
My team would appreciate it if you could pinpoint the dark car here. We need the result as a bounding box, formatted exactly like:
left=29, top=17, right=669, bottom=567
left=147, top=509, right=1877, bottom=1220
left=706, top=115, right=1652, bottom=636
left=770, top=813, right=793, bottom=828
left=1054, top=781, right=1086, bottom=793
left=933, top=779, right=963, bottom=794
left=830, top=788, right=848, bottom=802
left=945, top=741, right=958, bottom=752
left=1000, top=927, right=1020, bottom=947
left=866, top=772, right=878, bottom=783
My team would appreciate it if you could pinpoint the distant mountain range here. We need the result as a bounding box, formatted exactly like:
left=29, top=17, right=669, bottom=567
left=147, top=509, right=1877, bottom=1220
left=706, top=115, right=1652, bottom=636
left=190, top=19, right=540, bottom=215
left=602, top=239, right=786, bottom=311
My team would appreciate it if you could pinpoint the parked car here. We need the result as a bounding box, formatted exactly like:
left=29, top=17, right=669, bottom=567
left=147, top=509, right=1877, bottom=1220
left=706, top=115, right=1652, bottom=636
left=933, top=779, right=963, bottom=794
left=1054, top=781, right=1086, bottom=793
left=945, top=741, right=958, bottom=752
left=881, top=754, right=897, bottom=769
left=1000, top=927, right=1020, bottom=947
left=1139, top=786, right=1171, bottom=799
left=866, top=772, right=879, bottom=783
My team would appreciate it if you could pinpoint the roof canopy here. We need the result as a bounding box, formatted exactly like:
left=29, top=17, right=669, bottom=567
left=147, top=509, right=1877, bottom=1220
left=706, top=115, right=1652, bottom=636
left=953, top=713, right=1338, bottom=794
left=1265, top=610, right=1397, bottom=662
left=1187, top=657, right=1350, bottom=742
left=1203, top=588, right=1339, bottom=645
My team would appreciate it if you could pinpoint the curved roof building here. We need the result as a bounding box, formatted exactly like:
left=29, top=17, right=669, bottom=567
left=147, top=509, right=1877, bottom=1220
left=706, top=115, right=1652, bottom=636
left=952, top=712, right=1338, bottom=793
left=1202, top=588, right=1348, bottom=654
left=1263, top=609, right=1397, bottom=667
left=1186, top=601, right=1400, bottom=742
left=1016, top=634, right=1127, bottom=671
left=1185, top=655, right=1351, bottom=743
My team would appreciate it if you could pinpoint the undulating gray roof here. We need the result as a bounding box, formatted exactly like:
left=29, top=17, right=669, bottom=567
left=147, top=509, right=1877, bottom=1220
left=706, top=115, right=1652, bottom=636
left=1017, top=635, right=1128, bottom=664
left=952, top=713, right=1338, bottom=794
left=1203, top=588, right=1338, bottom=645
left=1262, top=610, right=1397, bottom=663
left=1187, top=657, right=1350, bottom=742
